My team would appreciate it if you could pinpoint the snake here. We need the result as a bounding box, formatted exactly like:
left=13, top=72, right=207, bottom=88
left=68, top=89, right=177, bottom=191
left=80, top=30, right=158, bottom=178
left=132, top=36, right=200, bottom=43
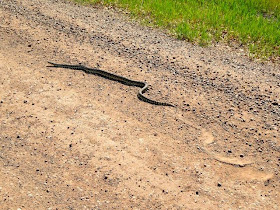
left=47, top=62, right=174, bottom=107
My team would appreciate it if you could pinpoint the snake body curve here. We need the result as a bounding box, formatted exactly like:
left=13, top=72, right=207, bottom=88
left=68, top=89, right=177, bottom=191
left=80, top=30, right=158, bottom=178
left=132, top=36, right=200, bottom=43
left=47, top=62, right=174, bottom=107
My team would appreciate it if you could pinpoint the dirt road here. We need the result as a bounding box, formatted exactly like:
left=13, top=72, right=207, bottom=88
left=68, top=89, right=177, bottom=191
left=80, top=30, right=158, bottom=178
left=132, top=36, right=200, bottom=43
left=0, top=0, right=279, bottom=209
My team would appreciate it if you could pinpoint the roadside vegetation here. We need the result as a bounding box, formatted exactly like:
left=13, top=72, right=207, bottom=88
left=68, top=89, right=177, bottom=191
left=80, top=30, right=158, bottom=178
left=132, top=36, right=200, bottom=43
left=75, top=0, right=280, bottom=60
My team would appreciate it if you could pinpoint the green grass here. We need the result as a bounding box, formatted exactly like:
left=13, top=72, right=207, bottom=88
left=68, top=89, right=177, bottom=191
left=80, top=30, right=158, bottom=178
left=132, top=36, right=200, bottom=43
left=75, top=0, right=280, bottom=59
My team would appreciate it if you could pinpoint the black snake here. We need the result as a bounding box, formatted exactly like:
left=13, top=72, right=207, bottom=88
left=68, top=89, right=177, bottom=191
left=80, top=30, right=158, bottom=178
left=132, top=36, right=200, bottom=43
left=47, top=62, right=174, bottom=107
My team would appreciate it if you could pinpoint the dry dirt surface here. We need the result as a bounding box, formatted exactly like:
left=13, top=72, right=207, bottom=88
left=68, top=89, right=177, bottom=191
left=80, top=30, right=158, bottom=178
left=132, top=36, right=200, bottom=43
left=0, top=0, right=280, bottom=209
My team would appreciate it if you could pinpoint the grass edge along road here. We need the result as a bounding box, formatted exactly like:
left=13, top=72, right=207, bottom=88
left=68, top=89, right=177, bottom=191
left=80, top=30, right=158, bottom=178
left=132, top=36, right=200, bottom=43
left=75, top=0, right=280, bottom=61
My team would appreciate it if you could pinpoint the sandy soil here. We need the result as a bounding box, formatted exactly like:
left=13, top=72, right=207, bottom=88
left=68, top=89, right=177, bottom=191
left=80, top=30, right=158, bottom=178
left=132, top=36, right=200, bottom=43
left=0, top=0, right=279, bottom=209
